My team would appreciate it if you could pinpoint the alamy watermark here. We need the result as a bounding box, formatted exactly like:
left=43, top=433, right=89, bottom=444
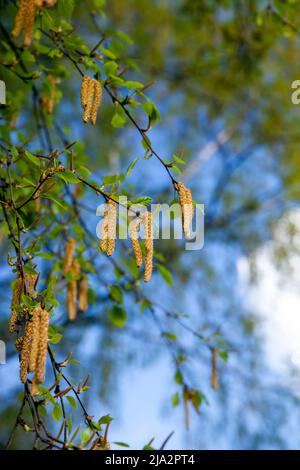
left=291, top=80, right=300, bottom=104
left=0, top=340, right=6, bottom=364
left=96, top=197, right=205, bottom=250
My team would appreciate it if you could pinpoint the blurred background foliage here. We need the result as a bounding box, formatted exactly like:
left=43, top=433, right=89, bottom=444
left=1, top=0, right=300, bottom=450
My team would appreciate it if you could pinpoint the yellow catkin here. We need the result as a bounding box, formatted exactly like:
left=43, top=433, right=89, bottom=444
left=11, top=0, right=27, bottom=38
left=24, top=272, right=38, bottom=295
left=82, top=77, right=94, bottom=123
left=211, top=347, right=218, bottom=390
left=44, top=0, right=57, bottom=7
left=78, top=277, right=89, bottom=312
left=100, top=205, right=109, bottom=253
left=73, top=183, right=83, bottom=199
left=9, top=277, right=23, bottom=334
left=35, top=309, right=49, bottom=384
left=15, top=336, right=24, bottom=351
left=129, top=217, right=143, bottom=268
left=144, top=212, right=153, bottom=283
left=20, top=319, right=33, bottom=383
left=28, top=307, right=41, bottom=373
left=183, top=386, right=190, bottom=430
left=90, top=81, right=102, bottom=125
left=35, top=0, right=44, bottom=9
left=80, top=75, right=89, bottom=110
left=24, top=0, right=36, bottom=47
left=184, top=186, right=194, bottom=238
left=67, top=260, right=80, bottom=321
left=31, top=375, right=39, bottom=396
left=177, top=182, right=193, bottom=239
left=34, top=197, right=41, bottom=213
left=63, top=238, right=76, bottom=276
left=106, top=200, right=117, bottom=257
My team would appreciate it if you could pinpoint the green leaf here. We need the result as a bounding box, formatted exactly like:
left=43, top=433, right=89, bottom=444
left=126, top=158, right=139, bottom=177
left=58, top=0, right=75, bottom=19
left=99, top=414, right=113, bottom=425
left=171, top=165, right=182, bottom=175
left=48, top=332, right=62, bottom=345
left=99, top=45, right=116, bottom=60
left=67, top=415, right=73, bottom=434
left=10, top=146, right=19, bottom=159
left=171, top=392, right=180, bottom=407
left=116, top=30, right=133, bottom=45
left=111, top=110, right=126, bottom=128
left=81, top=429, right=91, bottom=443
left=25, top=150, right=40, bottom=167
left=110, top=285, right=123, bottom=303
left=163, top=332, right=177, bottom=341
left=114, top=441, right=130, bottom=448
left=57, top=170, right=79, bottom=184
left=66, top=395, right=77, bottom=409
left=42, top=194, right=67, bottom=210
left=124, top=81, right=144, bottom=90
left=130, top=196, right=152, bottom=206
left=173, top=154, right=186, bottom=165
left=103, top=174, right=118, bottom=185
left=174, top=369, right=183, bottom=385
left=108, top=305, right=127, bottom=328
left=104, top=61, right=118, bottom=76
left=52, top=403, right=63, bottom=422
left=218, top=350, right=229, bottom=363
left=157, top=265, right=173, bottom=286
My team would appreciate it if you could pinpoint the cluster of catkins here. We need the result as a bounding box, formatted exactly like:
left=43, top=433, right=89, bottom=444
left=177, top=182, right=194, bottom=238
left=129, top=211, right=153, bottom=283
left=11, top=0, right=57, bottom=47
left=10, top=273, right=49, bottom=395
left=99, top=200, right=154, bottom=283
left=80, top=75, right=102, bottom=125
left=63, top=238, right=89, bottom=321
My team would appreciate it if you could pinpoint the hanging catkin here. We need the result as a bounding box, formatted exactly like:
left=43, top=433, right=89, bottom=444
left=63, top=238, right=76, bottom=276
left=100, top=204, right=108, bottom=253
left=211, top=347, right=218, bottom=390
left=20, top=319, right=33, bottom=383
left=44, top=0, right=57, bottom=6
left=24, top=0, right=36, bottom=47
left=78, top=277, right=89, bottom=312
left=24, top=272, right=38, bottom=295
left=11, top=0, right=27, bottom=39
left=81, top=76, right=94, bottom=123
left=129, top=217, right=143, bottom=268
left=90, top=80, right=102, bottom=125
left=67, top=260, right=80, bottom=321
left=15, top=336, right=24, bottom=351
left=177, top=182, right=193, bottom=239
left=183, top=386, right=190, bottom=430
left=28, top=307, right=41, bottom=373
left=144, top=211, right=153, bottom=283
left=106, top=200, right=117, bottom=257
left=80, top=76, right=102, bottom=124
left=35, top=0, right=44, bottom=8
left=34, top=197, right=41, bottom=213
left=80, top=75, right=90, bottom=120
left=9, top=277, right=23, bottom=334
left=35, top=309, right=49, bottom=384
